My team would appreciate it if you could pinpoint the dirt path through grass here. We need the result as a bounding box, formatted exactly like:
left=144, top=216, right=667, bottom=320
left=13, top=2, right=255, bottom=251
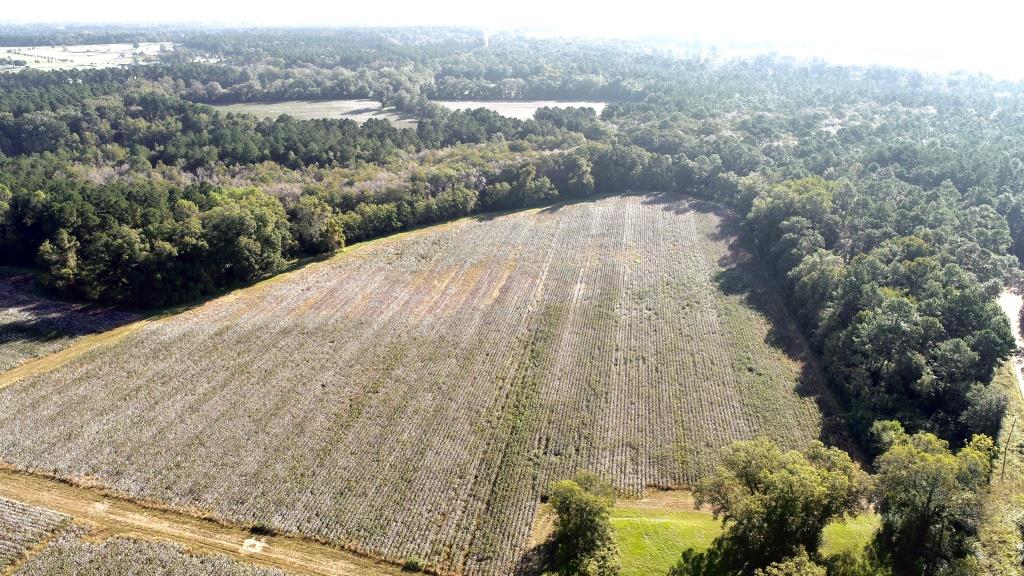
left=0, top=466, right=401, bottom=576
left=997, top=290, right=1024, bottom=400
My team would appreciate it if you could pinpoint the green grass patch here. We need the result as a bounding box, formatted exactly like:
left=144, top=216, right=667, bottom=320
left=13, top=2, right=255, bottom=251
left=610, top=506, right=720, bottom=576
left=821, top=513, right=881, bottom=557
left=611, top=502, right=879, bottom=576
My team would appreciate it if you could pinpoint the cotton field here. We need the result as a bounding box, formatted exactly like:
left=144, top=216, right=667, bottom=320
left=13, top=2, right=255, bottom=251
left=0, top=194, right=829, bottom=575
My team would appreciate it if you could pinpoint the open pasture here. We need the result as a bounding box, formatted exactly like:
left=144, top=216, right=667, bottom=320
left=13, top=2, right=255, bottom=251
left=207, top=100, right=418, bottom=128
left=433, top=100, right=606, bottom=120
left=0, top=194, right=830, bottom=575
left=605, top=492, right=879, bottom=576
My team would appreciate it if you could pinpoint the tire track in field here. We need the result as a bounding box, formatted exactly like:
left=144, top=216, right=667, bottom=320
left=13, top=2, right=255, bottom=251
left=0, top=465, right=401, bottom=576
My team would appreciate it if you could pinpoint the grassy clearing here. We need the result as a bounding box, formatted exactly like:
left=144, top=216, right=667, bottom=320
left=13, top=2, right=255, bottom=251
left=0, top=194, right=831, bottom=574
left=608, top=495, right=879, bottom=576
left=820, top=514, right=882, bottom=557
left=207, top=100, right=417, bottom=128
left=611, top=506, right=719, bottom=576
left=433, top=100, right=607, bottom=120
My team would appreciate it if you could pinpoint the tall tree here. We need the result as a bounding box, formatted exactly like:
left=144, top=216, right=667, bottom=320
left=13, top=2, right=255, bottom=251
left=872, top=420, right=996, bottom=575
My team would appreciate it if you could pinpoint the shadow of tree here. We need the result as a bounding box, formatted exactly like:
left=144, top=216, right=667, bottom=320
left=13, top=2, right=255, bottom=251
left=512, top=540, right=553, bottom=576
left=668, top=534, right=888, bottom=576
left=0, top=271, right=140, bottom=368
left=666, top=534, right=750, bottom=576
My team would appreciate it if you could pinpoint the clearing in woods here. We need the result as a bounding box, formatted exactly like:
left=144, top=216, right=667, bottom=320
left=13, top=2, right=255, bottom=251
left=526, top=490, right=880, bottom=576
left=207, top=100, right=418, bottom=129
left=0, top=194, right=835, bottom=575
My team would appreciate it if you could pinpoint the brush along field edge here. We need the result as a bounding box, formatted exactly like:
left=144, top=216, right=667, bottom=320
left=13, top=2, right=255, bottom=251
left=0, top=195, right=829, bottom=575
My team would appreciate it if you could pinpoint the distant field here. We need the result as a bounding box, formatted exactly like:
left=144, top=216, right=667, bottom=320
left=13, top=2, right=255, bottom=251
left=434, top=100, right=606, bottom=120
left=207, top=100, right=418, bottom=128
left=0, top=194, right=830, bottom=575
left=0, top=43, right=171, bottom=72
left=0, top=272, right=138, bottom=374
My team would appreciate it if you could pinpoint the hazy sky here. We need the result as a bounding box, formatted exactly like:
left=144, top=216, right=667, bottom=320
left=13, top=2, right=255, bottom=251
left=6, top=0, right=1024, bottom=79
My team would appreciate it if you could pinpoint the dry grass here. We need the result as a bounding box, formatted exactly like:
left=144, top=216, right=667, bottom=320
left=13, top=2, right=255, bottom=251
left=978, top=362, right=1024, bottom=574
left=0, top=194, right=830, bottom=575
left=12, top=529, right=289, bottom=576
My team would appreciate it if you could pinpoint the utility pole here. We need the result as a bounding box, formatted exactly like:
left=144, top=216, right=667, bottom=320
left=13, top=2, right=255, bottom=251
left=1002, top=416, right=1017, bottom=482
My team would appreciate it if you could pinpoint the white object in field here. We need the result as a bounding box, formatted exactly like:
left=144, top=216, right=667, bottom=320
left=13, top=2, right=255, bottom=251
left=240, top=537, right=267, bottom=554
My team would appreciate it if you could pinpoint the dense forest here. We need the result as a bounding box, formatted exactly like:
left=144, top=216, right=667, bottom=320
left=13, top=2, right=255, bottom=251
left=0, top=25, right=1022, bottom=575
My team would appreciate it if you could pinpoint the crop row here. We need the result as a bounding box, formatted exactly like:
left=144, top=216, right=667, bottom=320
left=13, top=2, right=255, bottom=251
left=0, top=497, right=69, bottom=569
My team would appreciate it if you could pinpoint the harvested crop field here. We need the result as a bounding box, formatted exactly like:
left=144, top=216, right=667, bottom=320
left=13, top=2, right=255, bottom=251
left=0, top=43, right=171, bottom=72
left=434, top=100, right=606, bottom=120
left=0, top=194, right=832, bottom=575
left=207, top=100, right=417, bottom=129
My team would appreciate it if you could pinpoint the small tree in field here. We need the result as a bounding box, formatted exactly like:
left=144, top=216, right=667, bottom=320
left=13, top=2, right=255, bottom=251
left=547, top=472, right=620, bottom=576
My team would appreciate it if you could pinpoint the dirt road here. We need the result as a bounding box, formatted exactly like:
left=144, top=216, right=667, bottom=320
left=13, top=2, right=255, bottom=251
left=0, top=465, right=400, bottom=576
left=997, top=290, right=1024, bottom=401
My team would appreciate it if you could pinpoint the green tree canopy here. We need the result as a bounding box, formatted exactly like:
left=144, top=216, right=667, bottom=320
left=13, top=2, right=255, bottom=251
left=872, top=420, right=996, bottom=576
left=546, top=472, right=620, bottom=576
left=694, top=437, right=871, bottom=569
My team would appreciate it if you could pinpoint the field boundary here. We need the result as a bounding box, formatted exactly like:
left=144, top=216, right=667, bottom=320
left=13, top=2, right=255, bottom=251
left=0, top=320, right=153, bottom=391
left=0, top=215, right=478, bottom=393
left=0, top=464, right=402, bottom=576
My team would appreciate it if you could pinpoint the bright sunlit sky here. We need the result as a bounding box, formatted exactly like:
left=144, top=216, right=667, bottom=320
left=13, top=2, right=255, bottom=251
left=5, top=0, right=1024, bottom=79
